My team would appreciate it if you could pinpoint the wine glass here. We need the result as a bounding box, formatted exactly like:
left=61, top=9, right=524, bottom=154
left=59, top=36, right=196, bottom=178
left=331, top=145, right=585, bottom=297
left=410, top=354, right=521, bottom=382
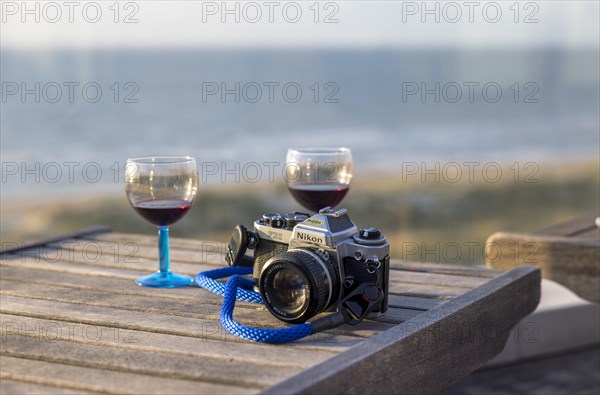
left=125, top=156, right=198, bottom=288
left=285, top=147, right=353, bottom=212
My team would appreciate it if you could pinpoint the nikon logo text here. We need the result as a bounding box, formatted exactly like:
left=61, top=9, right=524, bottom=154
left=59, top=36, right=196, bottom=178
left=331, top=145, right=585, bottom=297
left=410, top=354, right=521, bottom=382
left=296, top=233, right=325, bottom=244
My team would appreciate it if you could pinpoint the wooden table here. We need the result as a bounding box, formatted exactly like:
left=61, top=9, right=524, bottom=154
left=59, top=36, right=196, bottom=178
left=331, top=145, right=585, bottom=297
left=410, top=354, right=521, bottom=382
left=1, top=228, right=540, bottom=395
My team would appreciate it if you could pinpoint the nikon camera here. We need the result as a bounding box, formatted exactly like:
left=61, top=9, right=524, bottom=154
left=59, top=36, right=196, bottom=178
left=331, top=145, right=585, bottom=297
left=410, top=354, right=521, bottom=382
left=226, top=207, right=390, bottom=324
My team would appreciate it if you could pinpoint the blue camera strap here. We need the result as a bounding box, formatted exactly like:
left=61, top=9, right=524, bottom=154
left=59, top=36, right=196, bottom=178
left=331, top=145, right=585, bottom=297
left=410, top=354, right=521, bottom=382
left=195, top=266, right=382, bottom=344
left=194, top=267, right=314, bottom=343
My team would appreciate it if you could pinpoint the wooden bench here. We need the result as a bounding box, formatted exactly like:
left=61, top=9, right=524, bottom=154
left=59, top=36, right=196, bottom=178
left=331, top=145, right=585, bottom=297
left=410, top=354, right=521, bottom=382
left=486, top=213, right=600, bottom=303
left=1, top=228, right=540, bottom=395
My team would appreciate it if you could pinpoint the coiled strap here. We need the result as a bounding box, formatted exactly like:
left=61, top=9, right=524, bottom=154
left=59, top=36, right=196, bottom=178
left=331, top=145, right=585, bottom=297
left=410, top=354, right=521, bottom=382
left=194, top=266, right=261, bottom=303
left=194, top=267, right=313, bottom=344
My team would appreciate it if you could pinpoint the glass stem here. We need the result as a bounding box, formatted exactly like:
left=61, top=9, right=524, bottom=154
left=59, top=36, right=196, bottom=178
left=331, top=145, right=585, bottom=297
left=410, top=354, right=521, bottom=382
left=158, top=226, right=170, bottom=273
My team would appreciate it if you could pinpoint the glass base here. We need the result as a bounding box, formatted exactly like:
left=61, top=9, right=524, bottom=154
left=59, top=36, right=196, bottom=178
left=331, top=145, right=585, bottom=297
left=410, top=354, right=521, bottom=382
left=136, top=271, right=193, bottom=288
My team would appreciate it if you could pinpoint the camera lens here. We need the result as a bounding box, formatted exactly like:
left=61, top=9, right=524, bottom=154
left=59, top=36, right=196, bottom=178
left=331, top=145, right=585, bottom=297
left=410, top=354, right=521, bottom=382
left=259, top=249, right=339, bottom=323
left=269, top=266, right=308, bottom=315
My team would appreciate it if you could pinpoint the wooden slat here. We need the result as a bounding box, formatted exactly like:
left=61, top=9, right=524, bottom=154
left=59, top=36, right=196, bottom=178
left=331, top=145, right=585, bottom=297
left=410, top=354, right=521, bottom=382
left=389, top=286, right=461, bottom=300
left=1, top=255, right=154, bottom=280
left=10, top=239, right=489, bottom=290
left=0, top=225, right=111, bottom=254
left=0, top=356, right=250, bottom=395
left=1, top=253, right=474, bottom=300
left=0, top=258, right=461, bottom=303
left=390, top=261, right=500, bottom=278
left=0, top=265, right=446, bottom=310
left=376, top=309, right=422, bottom=323
left=88, top=231, right=503, bottom=283
left=0, top=314, right=338, bottom=368
left=533, top=212, right=599, bottom=236
left=0, top=279, right=266, bottom=322
left=0, top=265, right=229, bottom=303
left=86, top=231, right=224, bottom=252
left=0, top=379, right=101, bottom=395
left=0, top=277, right=405, bottom=331
left=389, top=270, right=484, bottom=288
left=0, top=293, right=390, bottom=343
left=86, top=232, right=500, bottom=277
left=6, top=242, right=486, bottom=289
left=0, top=333, right=297, bottom=388
left=10, top=243, right=213, bottom=275
left=0, top=257, right=468, bottom=304
left=263, top=266, right=541, bottom=395
left=575, top=226, right=600, bottom=240
left=64, top=237, right=226, bottom=266
left=83, top=233, right=501, bottom=277
left=5, top=234, right=486, bottom=292
left=4, top=234, right=489, bottom=300
left=387, top=295, right=445, bottom=310
left=387, top=282, right=465, bottom=297
left=0, top=273, right=429, bottom=340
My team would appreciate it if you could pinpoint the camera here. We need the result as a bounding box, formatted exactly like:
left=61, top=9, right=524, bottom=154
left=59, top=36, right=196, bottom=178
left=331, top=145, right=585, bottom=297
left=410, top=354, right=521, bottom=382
left=226, top=207, right=390, bottom=324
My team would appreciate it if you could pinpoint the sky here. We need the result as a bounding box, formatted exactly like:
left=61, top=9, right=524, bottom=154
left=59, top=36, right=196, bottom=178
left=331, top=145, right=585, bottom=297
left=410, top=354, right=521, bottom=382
left=1, top=1, right=599, bottom=49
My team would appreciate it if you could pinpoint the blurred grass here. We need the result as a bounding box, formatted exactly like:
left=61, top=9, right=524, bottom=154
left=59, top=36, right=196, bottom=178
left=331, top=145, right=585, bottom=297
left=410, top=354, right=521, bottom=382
left=2, top=161, right=598, bottom=266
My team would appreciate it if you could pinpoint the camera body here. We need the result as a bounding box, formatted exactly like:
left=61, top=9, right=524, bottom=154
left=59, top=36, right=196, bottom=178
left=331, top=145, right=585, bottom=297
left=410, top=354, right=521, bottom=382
left=228, top=207, right=389, bottom=324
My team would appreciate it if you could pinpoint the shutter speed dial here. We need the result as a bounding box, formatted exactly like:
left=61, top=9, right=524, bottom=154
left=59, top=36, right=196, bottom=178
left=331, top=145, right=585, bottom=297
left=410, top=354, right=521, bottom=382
left=284, top=212, right=309, bottom=230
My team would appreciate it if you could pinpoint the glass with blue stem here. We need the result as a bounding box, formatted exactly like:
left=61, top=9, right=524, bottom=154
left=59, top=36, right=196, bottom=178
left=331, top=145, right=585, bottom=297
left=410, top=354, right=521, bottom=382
left=125, top=156, right=198, bottom=287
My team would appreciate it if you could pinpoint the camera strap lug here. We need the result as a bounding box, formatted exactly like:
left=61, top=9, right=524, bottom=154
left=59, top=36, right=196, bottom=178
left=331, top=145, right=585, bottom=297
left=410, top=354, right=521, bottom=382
left=365, top=257, right=381, bottom=273
left=336, top=283, right=384, bottom=326
left=308, top=283, right=383, bottom=333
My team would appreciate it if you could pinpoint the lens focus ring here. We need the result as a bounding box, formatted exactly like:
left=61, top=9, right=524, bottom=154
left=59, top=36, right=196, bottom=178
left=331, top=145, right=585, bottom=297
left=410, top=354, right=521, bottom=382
left=260, top=249, right=334, bottom=323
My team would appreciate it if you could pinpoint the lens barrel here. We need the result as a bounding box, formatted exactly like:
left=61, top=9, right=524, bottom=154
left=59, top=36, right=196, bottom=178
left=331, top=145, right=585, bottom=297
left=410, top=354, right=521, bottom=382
left=259, top=249, right=339, bottom=323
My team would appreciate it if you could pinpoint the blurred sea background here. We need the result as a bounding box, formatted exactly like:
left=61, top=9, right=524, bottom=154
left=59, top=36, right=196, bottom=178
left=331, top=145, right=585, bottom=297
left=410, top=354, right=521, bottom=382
left=1, top=2, right=599, bottom=264
left=2, top=49, right=598, bottom=179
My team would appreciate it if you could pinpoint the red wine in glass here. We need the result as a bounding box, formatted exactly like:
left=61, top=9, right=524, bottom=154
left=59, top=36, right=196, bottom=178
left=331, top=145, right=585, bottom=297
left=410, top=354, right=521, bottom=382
left=133, top=199, right=192, bottom=227
left=288, top=183, right=350, bottom=212
left=125, top=155, right=198, bottom=288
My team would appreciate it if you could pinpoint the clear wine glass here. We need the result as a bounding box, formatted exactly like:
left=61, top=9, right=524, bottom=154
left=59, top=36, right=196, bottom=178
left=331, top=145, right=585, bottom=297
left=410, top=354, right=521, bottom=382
left=285, top=147, right=353, bottom=212
left=125, top=156, right=198, bottom=287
